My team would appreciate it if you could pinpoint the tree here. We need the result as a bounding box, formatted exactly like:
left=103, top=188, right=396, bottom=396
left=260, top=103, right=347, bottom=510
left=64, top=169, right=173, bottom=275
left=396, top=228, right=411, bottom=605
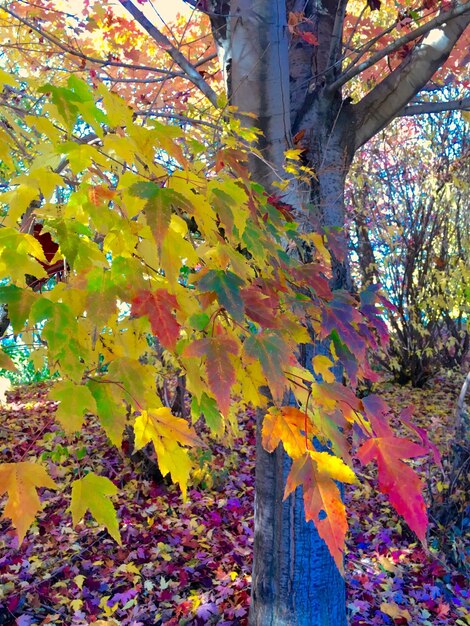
left=0, top=2, right=468, bottom=625
left=347, top=110, right=469, bottom=386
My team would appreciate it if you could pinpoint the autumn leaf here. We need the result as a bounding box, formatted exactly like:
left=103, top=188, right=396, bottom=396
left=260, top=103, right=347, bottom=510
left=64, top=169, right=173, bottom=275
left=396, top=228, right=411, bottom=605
left=241, top=285, right=279, bottom=328
left=49, top=380, right=97, bottom=433
left=283, top=450, right=357, bottom=573
left=262, top=406, right=315, bottom=459
left=243, top=331, right=290, bottom=402
left=134, top=409, right=203, bottom=498
left=197, top=270, right=245, bottom=322
left=131, top=288, right=181, bottom=350
left=70, top=472, right=121, bottom=544
left=380, top=602, right=411, bottom=622
left=0, top=462, right=57, bottom=543
left=312, top=355, right=335, bottom=383
left=0, top=350, right=16, bottom=372
left=134, top=408, right=203, bottom=449
left=299, top=31, right=318, bottom=46
left=87, top=379, right=128, bottom=446
left=357, top=436, right=429, bottom=542
left=184, top=336, right=239, bottom=415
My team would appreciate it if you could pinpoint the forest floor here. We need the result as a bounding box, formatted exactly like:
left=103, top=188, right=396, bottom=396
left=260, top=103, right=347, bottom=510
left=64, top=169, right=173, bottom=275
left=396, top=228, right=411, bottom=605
left=0, top=374, right=468, bottom=625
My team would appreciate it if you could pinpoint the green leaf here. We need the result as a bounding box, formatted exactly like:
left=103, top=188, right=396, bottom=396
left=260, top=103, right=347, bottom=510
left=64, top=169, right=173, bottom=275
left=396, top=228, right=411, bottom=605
left=198, top=270, right=245, bottom=322
left=191, top=392, right=223, bottom=435
left=0, top=286, right=37, bottom=333
left=70, top=472, right=121, bottom=544
left=87, top=380, right=128, bottom=446
left=49, top=381, right=97, bottom=433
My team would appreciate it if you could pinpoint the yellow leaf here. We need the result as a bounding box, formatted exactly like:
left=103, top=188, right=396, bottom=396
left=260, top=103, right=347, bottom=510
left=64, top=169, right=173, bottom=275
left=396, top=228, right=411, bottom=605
left=262, top=406, right=314, bottom=459
left=153, top=438, right=192, bottom=501
left=70, top=599, right=83, bottom=612
left=74, top=574, right=86, bottom=590
left=134, top=409, right=200, bottom=499
left=0, top=69, right=18, bottom=87
left=285, top=149, right=302, bottom=160
left=312, top=355, right=335, bottom=383
left=134, top=408, right=203, bottom=450
left=310, top=450, right=357, bottom=484
left=0, top=462, right=57, bottom=543
left=380, top=602, right=412, bottom=622
left=70, top=472, right=121, bottom=544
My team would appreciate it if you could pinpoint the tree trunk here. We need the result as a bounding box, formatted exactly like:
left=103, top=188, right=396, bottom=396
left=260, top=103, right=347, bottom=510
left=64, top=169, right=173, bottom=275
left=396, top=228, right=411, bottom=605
left=220, top=2, right=351, bottom=623
left=250, top=345, right=346, bottom=626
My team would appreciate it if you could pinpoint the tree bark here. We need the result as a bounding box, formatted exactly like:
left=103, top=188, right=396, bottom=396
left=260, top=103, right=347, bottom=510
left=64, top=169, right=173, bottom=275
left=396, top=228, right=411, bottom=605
left=221, top=3, right=350, bottom=624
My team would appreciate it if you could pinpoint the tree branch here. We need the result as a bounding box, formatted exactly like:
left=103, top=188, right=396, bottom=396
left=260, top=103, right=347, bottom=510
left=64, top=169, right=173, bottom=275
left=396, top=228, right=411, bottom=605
left=118, top=0, right=219, bottom=108
left=0, top=3, right=179, bottom=76
left=400, top=97, right=470, bottom=116
left=326, top=0, right=349, bottom=81
left=329, top=3, right=470, bottom=93
left=353, top=7, right=470, bottom=150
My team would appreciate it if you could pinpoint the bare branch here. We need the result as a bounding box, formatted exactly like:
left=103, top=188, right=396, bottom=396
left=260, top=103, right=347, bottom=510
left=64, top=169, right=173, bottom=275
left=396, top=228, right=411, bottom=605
left=0, top=3, right=178, bottom=76
left=326, top=0, right=348, bottom=80
left=118, top=0, right=219, bottom=108
left=401, top=97, right=470, bottom=116
left=329, top=3, right=470, bottom=93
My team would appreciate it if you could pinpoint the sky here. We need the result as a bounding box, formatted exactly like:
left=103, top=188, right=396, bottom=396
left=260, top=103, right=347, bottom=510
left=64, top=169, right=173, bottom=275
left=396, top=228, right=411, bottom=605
left=151, top=0, right=192, bottom=23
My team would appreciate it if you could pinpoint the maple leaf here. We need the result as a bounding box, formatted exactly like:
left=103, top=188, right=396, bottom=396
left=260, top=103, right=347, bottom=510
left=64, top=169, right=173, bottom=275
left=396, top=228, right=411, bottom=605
left=134, top=409, right=203, bottom=498
left=70, top=472, right=121, bottom=544
left=380, top=602, right=411, bottom=622
left=0, top=350, right=16, bottom=372
left=262, top=406, right=315, bottom=459
left=357, top=436, right=429, bottom=542
left=312, top=354, right=335, bottom=384
left=184, top=336, right=239, bottom=415
left=243, top=331, right=291, bottom=402
left=283, top=451, right=357, bottom=573
left=291, top=263, right=332, bottom=301
left=241, top=284, right=280, bottom=328
left=299, top=31, right=319, bottom=46
left=49, top=380, right=97, bottom=433
left=197, top=270, right=245, bottom=322
left=0, top=462, right=57, bottom=543
left=131, top=288, right=181, bottom=350
left=0, top=285, right=37, bottom=333
left=87, top=379, right=128, bottom=446
left=134, top=407, right=203, bottom=449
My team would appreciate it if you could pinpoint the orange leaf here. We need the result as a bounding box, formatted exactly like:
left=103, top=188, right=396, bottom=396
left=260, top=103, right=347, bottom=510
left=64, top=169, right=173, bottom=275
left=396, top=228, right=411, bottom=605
left=262, top=406, right=314, bottom=459
left=0, top=462, right=57, bottom=543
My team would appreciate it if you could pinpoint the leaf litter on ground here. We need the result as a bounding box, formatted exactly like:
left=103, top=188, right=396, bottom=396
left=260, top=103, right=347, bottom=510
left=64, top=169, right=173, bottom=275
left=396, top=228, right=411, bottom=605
left=0, top=373, right=468, bottom=625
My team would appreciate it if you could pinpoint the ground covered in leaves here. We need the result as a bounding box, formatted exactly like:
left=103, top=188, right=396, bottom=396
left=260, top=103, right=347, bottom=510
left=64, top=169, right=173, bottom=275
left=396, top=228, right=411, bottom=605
left=0, top=375, right=468, bottom=625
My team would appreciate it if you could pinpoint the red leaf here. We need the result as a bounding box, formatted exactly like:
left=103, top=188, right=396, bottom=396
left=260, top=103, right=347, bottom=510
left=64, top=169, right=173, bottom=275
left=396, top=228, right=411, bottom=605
left=291, top=263, right=332, bottom=301
left=299, top=31, right=318, bottom=46
left=241, top=285, right=280, bottom=328
left=357, top=436, right=429, bottom=542
left=131, top=289, right=181, bottom=350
